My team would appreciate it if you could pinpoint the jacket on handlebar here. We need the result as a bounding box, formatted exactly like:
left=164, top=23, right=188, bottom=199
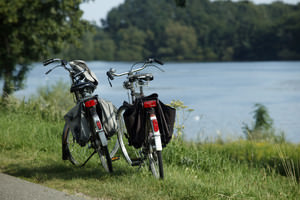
left=69, top=60, right=99, bottom=86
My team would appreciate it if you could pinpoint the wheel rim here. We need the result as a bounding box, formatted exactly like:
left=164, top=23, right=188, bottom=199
left=65, top=127, right=94, bottom=166
left=117, top=107, right=142, bottom=165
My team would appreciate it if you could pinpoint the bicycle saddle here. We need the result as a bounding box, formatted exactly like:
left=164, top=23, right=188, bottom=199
left=70, top=81, right=96, bottom=93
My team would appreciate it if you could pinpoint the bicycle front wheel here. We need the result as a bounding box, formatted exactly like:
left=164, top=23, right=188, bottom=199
left=116, top=106, right=142, bottom=165
left=62, top=123, right=94, bottom=166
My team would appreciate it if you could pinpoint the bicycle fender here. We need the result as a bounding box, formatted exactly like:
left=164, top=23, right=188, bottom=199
left=150, top=114, right=162, bottom=151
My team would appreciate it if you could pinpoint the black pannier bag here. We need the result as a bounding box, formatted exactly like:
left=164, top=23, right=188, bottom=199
left=123, top=93, right=176, bottom=149
left=64, top=103, right=91, bottom=147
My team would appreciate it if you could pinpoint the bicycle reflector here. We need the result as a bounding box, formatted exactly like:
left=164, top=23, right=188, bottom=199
left=150, top=114, right=160, bottom=132
left=96, top=121, right=102, bottom=130
left=85, top=99, right=97, bottom=107
left=143, top=100, right=157, bottom=108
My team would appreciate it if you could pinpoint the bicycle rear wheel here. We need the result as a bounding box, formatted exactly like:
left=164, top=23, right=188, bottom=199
left=62, top=124, right=94, bottom=166
left=97, top=145, right=113, bottom=173
left=149, top=149, right=164, bottom=179
left=116, top=106, right=142, bottom=165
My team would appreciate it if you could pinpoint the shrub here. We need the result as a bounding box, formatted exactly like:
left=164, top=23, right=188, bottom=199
left=243, top=103, right=285, bottom=143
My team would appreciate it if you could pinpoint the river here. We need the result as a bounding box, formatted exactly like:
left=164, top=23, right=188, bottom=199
left=5, top=61, right=300, bottom=143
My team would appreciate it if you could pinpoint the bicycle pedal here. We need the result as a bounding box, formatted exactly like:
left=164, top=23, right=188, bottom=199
left=111, top=156, right=120, bottom=162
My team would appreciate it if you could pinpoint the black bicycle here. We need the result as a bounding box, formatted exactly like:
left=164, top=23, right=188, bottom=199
left=43, top=58, right=113, bottom=172
left=107, top=58, right=176, bottom=179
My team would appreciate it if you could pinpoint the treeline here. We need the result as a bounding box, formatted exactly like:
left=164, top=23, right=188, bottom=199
left=59, top=0, right=300, bottom=61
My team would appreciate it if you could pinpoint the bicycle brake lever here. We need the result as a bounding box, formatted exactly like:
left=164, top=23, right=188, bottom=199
left=154, top=58, right=164, bottom=65
left=107, top=77, right=113, bottom=87
left=45, top=69, right=52, bottom=75
left=150, top=64, right=165, bottom=72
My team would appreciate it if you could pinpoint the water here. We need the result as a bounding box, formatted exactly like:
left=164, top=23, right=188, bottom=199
left=5, top=61, right=300, bottom=143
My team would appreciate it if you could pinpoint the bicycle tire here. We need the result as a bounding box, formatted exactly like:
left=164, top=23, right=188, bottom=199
left=62, top=123, right=94, bottom=166
left=97, top=146, right=113, bottom=173
left=109, top=134, right=120, bottom=158
left=147, top=112, right=164, bottom=179
left=149, top=150, right=164, bottom=179
left=116, top=106, right=142, bottom=165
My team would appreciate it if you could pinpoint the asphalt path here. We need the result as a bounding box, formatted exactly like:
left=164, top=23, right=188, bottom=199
left=0, top=173, right=87, bottom=200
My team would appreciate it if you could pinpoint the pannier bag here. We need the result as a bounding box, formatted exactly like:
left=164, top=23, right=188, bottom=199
left=123, top=93, right=176, bottom=149
left=64, top=103, right=91, bottom=147
left=96, top=98, right=118, bottom=137
left=64, top=98, right=118, bottom=146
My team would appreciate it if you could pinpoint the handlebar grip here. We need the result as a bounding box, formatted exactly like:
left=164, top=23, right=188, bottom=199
left=154, top=58, right=164, bottom=65
left=43, top=58, right=54, bottom=66
left=106, top=71, right=114, bottom=80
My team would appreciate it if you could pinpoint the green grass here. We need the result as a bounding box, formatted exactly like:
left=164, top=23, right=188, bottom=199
left=0, top=95, right=300, bottom=199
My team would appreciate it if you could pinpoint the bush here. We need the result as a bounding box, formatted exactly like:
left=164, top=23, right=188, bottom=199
left=0, top=81, right=73, bottom=122
left=243, top=103, right=285, bottom=143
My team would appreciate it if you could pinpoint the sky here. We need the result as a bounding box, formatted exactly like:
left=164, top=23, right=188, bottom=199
left=80, top=0, right=299, bottom=26
left=80, top=0, right=125, bottom=25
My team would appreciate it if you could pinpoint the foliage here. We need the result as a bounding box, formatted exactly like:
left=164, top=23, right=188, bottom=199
left=0, top=81, right=74, bottom=122
left=175, top=0, right=186, bottom=7
left=243, top=103, right=285, bottom=143
left=169, top=100, right=193, bottom=139
left=202, top=141, right=300, bottom=183
left=58, top=0, right=300, bottom=62
left=0, top=0, right=91, bottom=96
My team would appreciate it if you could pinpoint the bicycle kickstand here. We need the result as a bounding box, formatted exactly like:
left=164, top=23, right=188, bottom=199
left=80, top=150, right=97, bottom=168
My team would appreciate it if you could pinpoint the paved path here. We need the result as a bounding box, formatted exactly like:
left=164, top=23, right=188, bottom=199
left=0, top=173, right=87, bottom=200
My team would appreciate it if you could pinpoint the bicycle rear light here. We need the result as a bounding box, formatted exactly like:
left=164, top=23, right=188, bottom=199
left=85, top=99, right=97, bottom=107
left=143, top=100, right=157, bottom=108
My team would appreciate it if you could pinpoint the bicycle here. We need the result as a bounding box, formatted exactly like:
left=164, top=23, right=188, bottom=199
left=107, top=58, right=176, bottom=179
left=43, top=58, right=114, bottom=173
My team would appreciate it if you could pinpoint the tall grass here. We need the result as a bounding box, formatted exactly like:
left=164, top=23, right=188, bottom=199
left=0, top=84, right=300, bottom=199
left=0, top=81, right=74, bottom=122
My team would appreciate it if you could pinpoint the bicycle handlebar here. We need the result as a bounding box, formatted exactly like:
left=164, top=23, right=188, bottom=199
left=43, top=58, right=67, bottom=66
left=43, top=58, right=70, bottom=75
left=146, top=58, right=164, bottom=65
left=106, top=58, right=164, bottom=80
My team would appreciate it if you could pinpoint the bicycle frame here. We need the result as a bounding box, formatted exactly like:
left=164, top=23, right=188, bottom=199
left=43, top=58, right=112, bottom=172
left=107, top=58, right=165, bottom=178
left=123, top=72, right=163, bottom=152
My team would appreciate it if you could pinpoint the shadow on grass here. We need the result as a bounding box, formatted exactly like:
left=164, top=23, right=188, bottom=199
left=3, top=161, right=133, bottom=183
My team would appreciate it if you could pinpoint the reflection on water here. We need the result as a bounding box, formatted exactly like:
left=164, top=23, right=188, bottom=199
left=6, top=61, right=300, bottom=143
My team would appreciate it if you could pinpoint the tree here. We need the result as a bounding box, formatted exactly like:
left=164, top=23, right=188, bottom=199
left=0, top=0, right=91, bottom=97
left=174, top=0, right=186, bottom=7
left=115, top=26, right=147, bottom=60
left=158, top=22, right=198, bottom=60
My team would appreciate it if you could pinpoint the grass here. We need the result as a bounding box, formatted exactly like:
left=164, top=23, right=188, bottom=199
left=0, top=90, right=300, bottom=199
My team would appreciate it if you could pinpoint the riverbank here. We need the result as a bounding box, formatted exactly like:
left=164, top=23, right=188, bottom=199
left=0, top=95, right=299, bottom=199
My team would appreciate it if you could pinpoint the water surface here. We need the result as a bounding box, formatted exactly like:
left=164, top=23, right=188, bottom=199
left=9, top=61, right=300, bottom=143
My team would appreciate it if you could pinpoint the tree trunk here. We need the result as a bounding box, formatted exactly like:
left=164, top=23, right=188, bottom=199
left=1, top=65, right=14, bottom=98
left=2, top=72, right=14, bottom=97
